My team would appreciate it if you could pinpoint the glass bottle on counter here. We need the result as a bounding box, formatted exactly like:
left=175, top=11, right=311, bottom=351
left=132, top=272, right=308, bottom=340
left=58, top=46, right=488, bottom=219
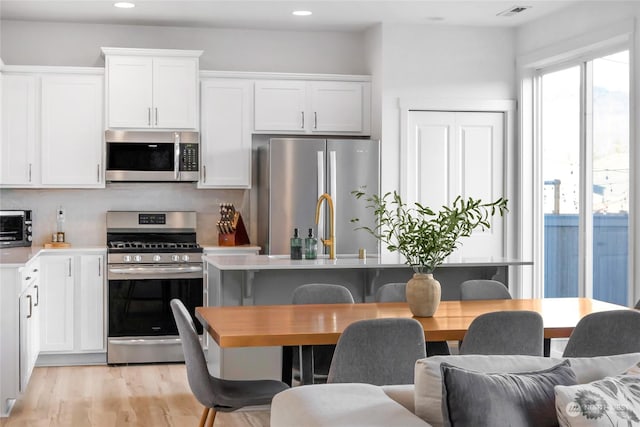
left=290, top=228, right=303, bottom=260
left=304, top=228, right=317, bottom=260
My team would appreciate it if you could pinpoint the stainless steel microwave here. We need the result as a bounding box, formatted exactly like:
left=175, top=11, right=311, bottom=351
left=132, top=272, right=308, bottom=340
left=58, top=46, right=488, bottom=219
left=0, top=210, right=33, bottom=248
left=105, top=130, right=199, bottom=182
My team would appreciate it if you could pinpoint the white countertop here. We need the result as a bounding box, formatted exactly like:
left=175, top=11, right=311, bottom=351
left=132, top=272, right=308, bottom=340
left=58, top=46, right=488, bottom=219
left=203, top=253, right=533, bottom=271
left=0, top=246, right=107, bottom=268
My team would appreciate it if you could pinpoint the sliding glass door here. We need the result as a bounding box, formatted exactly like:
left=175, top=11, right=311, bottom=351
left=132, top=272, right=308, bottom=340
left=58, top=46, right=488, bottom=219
left=539, top=50, right=630, bottom=305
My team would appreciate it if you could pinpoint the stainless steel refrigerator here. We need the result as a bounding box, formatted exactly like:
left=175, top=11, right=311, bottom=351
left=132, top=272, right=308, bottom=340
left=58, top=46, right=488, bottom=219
left=257, top=137, right=380, bottom=256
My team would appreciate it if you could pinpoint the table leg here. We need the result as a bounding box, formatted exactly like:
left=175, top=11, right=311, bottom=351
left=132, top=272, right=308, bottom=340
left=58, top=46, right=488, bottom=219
left=299, top=345, right=314, bottom=385
left=544, top=338, right=551, bottom=357
left=281, top=346, right=293, bottom=386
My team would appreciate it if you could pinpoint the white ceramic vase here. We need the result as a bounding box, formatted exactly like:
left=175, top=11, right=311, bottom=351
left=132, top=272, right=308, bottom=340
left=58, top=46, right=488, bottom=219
left=406, top=273, right=441, bottom=317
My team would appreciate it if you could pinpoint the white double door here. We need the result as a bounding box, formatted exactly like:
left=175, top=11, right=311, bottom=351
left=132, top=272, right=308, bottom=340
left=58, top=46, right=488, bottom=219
left=405, top=111, right=505, bottom=258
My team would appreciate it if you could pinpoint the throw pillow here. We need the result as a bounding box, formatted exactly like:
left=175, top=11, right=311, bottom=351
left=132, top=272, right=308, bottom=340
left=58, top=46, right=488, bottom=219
left=440, top=360, right=577, bottom=427
left=414, top=353, right=640, bottom=427
left=555, top=375, right=640, bottom=426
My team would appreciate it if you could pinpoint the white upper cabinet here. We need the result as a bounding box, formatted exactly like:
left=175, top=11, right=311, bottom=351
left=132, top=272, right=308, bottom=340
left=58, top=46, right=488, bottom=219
left=40, top=74, right=103, bottom=186
left=1, top=74, right=38, bottom=185
left=254, top=78, right=370, bottom=135
left=199, top=78, right=252, bottom=188
left=103, top=48, right=202, bottom=130
left=309, top=81, right=367, bottom=133
left=254, top=80, right=306, bottom=131
left=105, top=56, right=152, bottom=128
left=0, top=69, right=104, bottom=188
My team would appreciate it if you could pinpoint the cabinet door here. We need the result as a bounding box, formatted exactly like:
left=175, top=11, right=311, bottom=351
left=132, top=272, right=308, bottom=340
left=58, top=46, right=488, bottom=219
left=40, top=74, right=104, bottom=186
left=152, top=57, right=198, bottom=129
left=107, top=56, right=153, bottom=128
left=199, top=79, right=252, bottom=188
left=19, top=283, right=37, bottom=392
left=78, top=255, right=105, bottom=352
left=254, top=80, right=306, bottom=131
left=1, top=74, right=38, bottom=185
left=309, top=81, right=365, bottom=133
left=40, top=256, right=74, bottom=352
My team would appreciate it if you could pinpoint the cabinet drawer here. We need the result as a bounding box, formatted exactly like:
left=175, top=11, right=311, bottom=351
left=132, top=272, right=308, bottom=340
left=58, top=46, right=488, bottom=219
left=21, top=258, right=40, bottom=293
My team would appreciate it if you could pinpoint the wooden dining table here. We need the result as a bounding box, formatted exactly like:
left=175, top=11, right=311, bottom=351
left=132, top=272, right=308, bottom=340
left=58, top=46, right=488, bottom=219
left=195, top=297, right=629, bottom=385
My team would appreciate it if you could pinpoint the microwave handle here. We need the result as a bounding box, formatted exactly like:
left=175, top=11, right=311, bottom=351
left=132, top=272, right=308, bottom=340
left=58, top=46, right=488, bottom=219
left=174, top=132, right=180, bottom=181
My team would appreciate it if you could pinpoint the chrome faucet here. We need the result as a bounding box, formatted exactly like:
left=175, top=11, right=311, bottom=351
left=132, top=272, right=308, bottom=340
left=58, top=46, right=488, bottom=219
left=315, top=193, right=336, bottom=260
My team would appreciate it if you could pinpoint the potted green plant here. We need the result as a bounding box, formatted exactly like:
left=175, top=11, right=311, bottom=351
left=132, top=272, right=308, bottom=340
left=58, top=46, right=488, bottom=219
left=352, top=190, right=508, bottom=316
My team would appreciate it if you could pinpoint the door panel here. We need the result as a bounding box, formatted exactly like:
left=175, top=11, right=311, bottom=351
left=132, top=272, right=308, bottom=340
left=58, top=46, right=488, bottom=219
left=327, top=139, right=379, bottom=255
left=406, top=111, right=505, bottom=259
left=267, top=138, right=325, bottom=255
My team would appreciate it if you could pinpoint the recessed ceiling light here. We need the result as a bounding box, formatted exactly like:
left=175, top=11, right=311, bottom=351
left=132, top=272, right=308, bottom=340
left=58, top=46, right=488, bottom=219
left=292, top=10, right=312, bottom=17
left=114, top=2, right=135, bottom=9
left=426, top=16, right=445, bottom=22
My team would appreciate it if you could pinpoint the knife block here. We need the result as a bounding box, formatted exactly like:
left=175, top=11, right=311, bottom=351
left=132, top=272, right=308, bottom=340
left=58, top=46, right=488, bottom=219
left=218, top=212, right=250, bottom=246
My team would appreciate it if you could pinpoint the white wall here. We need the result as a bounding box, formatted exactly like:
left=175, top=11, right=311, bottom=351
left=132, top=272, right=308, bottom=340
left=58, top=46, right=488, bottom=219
left=0, top=184, right=247, bottom=247
left=364, top=24, right=383, bottom=141
left=0, top=20, right=367, bottom=74
left=379, top=24, right=516, bottom=195
left=515, top=1, right=640, bottom=302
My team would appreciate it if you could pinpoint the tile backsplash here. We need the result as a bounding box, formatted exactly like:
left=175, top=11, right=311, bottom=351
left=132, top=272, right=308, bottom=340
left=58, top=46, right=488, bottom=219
left=0, top=183, right=248, bottom=247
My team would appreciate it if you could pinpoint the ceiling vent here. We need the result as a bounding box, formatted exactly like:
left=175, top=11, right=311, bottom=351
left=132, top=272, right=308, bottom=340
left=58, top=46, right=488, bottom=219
left=497, top=5, right=532, bottom=17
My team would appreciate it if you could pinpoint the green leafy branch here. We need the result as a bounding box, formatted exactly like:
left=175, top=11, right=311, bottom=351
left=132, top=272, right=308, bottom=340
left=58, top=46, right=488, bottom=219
left=352, top=190, right=508, bottom=273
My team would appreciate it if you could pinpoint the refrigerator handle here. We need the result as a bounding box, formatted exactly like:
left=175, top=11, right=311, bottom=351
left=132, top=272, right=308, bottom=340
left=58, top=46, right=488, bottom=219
left=317, top=151, right=325, bottom=241
left=329, top=150, right=337, bottom=251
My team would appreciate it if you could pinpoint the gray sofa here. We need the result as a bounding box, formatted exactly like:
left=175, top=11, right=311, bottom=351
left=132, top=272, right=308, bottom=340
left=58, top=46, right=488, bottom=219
left=271, top=353, right=640, bottom=427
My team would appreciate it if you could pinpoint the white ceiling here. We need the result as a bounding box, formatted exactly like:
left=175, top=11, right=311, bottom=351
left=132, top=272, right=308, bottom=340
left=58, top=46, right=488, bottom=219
left=0, top=0, right=580, bottom=32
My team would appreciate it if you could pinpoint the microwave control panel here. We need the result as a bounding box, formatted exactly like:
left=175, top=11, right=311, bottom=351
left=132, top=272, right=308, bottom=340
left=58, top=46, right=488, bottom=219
left=180, top=144, right=199, bottom=172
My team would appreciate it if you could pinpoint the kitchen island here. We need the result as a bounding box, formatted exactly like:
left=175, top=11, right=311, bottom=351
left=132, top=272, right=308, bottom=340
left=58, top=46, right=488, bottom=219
left=201, top=253, right=532, bottom=380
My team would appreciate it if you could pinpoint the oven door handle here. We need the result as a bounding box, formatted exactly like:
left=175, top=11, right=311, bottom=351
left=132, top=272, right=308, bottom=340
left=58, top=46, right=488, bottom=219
left=109, top=338, right=183, bottom=346
left=108, top=265, right=203, bottom=274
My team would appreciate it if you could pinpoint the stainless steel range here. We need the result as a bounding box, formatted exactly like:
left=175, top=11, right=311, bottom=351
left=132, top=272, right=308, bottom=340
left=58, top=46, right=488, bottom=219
left=106, top=211, right=203, bottom=364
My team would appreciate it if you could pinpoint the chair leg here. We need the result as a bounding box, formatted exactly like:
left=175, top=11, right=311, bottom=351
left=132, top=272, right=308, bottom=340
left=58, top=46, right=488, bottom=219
left=205, top=408, right=218, bottom=427
left=198, top=408, right=210, bottom=427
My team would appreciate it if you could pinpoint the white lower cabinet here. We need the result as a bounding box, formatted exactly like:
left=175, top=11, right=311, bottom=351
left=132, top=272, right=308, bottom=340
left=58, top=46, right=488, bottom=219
left=40, top=253, right=105, bottom=356
left=19, top=258, right=40, bottom=393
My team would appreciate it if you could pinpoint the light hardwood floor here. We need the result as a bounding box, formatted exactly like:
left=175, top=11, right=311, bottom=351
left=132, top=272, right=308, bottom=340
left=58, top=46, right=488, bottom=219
left=0, top=365, right=270, bottom=427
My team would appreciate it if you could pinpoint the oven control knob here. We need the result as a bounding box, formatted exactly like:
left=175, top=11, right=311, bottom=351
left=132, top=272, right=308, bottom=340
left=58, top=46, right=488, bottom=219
left=133, top=255, right=142, bottom=262
left=181, top=255, right=190, bottom=262
left=123, top=255, right=131, bottom=262
left=171, top=255, right=180, bottom=262
left=152, top=255, right=161, bottom=262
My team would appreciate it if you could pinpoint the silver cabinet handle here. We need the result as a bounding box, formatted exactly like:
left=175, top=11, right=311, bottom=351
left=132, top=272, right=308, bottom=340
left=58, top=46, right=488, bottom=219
left=34, top=285, right=39, bottom=306
left=68, top=258, right=72, bottom=277
left=98, top=257, right=102, bottom=277
left=203, top=165, right=207, bottom=182
left=97, top=164, right=100, bottom=182
left=301, top=111, right=305, bottom=129
left=314, top=112, right=318, bottom=129
left=28, top=163, right=32, bottom=183
left=148, top=107, right=151, bottom=126
left=27, top=294, right=33, bottom=318
left=155, top=108, right=158, bottom=126
left=174, top=132, right=180, bottom=181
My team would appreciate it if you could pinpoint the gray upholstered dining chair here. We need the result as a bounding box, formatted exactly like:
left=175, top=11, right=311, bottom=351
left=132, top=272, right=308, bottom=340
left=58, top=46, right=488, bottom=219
left=375, top=282, right=450, bottom=356
left=170, top=299, right=288, bottom=427
left=635, top=299, right=640, bottom=310
left=562, top=309, right=640, bottom=357
left=375, top=282, right=407, bottom=302
left=291, top=283, right=355, bottom=383
left=460, top=279, right=512, bottom=300
left=327, top=318, right=426, bottom=385
left=459, top=310, right=544, bottom=356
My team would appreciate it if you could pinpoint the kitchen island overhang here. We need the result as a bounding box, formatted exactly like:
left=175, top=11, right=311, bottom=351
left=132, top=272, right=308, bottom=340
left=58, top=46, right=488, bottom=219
left=203, top=253, right=532, bottom=305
